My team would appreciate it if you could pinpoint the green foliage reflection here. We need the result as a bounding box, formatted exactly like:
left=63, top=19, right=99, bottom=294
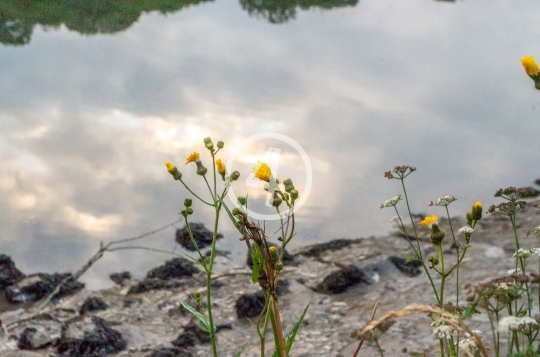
left=0, top=0, right=210, bottom=45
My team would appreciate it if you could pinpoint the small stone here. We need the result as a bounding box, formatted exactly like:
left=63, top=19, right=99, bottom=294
left=0, top=255, right=25, bottom=291
left=235, top=291, right=265, bottom=318
left=175, top=223, right=223, bottom=251
left=79, top=296, right=109, bottom=315
left=315, top=265, right=366, bottom=294
left=387, top=256, right=422, bottom=277
left=109, top=271, right=131, bottom=286
left=56, top=316, right=126, bottom=356
left=18, top=326, right=52, bottom=350
left=5, top=273, right=84, bottom=303
left=146, top=347, right=192, bottom=357
left=146, top=258, right=198, bottom=280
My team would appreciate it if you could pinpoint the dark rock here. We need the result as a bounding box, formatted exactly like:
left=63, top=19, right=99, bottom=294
left=18, top=326, right=52, bottom=350
left=246, top=243, right=296, bottom=268
left=315, top=265, right=367, bottom=294
left=276, top=279, right=290, bottom=295
left=171, top=318, right=211, bottom=348
left=79, top=296, right=109, bottom=315
left=388, top=256, right=422, bottom=277
left=56, top=316, right=126, bottom=357
left=235, top=291, right=265, bottom=318
left=297, top=239, right=361, bottom=258
left=175, top=222, right=223, bottom=251
left=146, top=258, right=198, bottom=280
left=5, top=273, right=84, bottom=304
left=127, top=278, right=182, bottom=294
left=146, top=347, right=192, bottom=357
left=109, top=271, right=131, bottom=286
left=0, top=255, right=25, bottom=291
left=123, top=296, right=141, bottom=308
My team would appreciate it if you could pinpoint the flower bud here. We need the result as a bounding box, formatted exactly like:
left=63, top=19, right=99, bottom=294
left=428, top=256, right=439, bottom=266
left=283, top=178, right=294, bottom=193
left=165, top=162, right=182, bottom=181
left=429, top=224, right=445, bottom=245
left=230, top=171, right=240, bottom=181
left=232, top=208, right=243, bottom=216
left=472, top=201, right=482, bottom=221
left=186, top=208, right=193, bottom=215
left=181, top=210, right=188, bottom=218
left=203, top=137, right=214, bottom=151
left=194, top=291, right=202, bottom=303
left=184, top=198, right=192, bottom=207
left=196, top=161, right=207, bottom=176
left=466, top=211, right=473, bottom=226
left=237, top=196, right=247, bottom=206
left=217, top=141, right=224, bottom=149
left=269, top=246, right=279, bottom=263
left=273, top=261, right=283, bottom=271
left=290, top=189, right=299, bottom=201
left=272, top=193, right=282, bottom=207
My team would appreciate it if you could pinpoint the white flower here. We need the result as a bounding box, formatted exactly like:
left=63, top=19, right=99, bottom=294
left=498, top=316, right=522, bottom=332
left=458, top=226, right=474, bottom=235
left=429, top=196, right=457, bottom=207
left=507, top=268, right=521, bottom=275
left=497, top=316, right=537, bottom=332
left=519, top=317, right=538, bottom=326
left=380, top=195, right=402, bottom=209
left=390, top=216, right=400, bottom=223
left=433, top=324, right=454, bottom=340
left=513, top=248, right=538, bottom=259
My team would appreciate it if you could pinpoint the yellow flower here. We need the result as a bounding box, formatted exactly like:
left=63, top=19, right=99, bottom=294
left=252, top=162, right=271, bottom=182
left=472, top=200, right=482, bottom=221
left=419, top=215, right=438, bottom=228
left=216, top=159, right=226, bottom=174
left=165, top=161, right=182, bottom=180
left=185, top=152, right=200, bottom=165
left=521, top=56, right=539, bottom=76
left=473, top=201, right=482, bottom=209
left=165, top=161, right=176, bottom=174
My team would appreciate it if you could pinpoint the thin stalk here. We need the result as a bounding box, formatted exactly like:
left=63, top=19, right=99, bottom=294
left=179, top=179, right=213, bottom=206
left=438, top=243, right=446, bottom=308
left=396, top=193, right=440, bottom=304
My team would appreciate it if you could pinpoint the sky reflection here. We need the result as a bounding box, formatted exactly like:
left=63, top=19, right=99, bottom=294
left=1, top=0, right=540, bottom=289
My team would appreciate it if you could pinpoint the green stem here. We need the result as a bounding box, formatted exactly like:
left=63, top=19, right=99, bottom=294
left=395, top=190, right=440, bottom=305
left=179, top=179, right=213, bottom=206
left=438, top=243, right=445, bottom=308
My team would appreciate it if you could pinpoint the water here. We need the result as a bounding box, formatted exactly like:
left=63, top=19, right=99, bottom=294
left=1, top=0, right=539, bottom=290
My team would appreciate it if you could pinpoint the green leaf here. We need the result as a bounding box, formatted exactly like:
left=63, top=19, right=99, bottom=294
left=219, top=198, right=243, bottom=233
left=285, top=298, right=312, bottom=353
left=461, top=304, right=477, bottom=320
left=251, top=245, right=262, bottom=284
left=180, top=301, right=216, bottom=335
left=234, top=340, right=250, bottom=357
left=405, top=255, right=419, bottom=264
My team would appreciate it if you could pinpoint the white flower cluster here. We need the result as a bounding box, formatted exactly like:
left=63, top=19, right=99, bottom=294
left=432, top=323, right=455, bottom=340
left=513, top=248, right=539, bottom=259
left=380, top=194, right=402, bottom=209
left=507, top=268, right=521, bottom=275
left=498, top=316, right=539, bottom=332
left=458, top=226, right=474, bottom=235
left=429, top=195, right=457, bottom=207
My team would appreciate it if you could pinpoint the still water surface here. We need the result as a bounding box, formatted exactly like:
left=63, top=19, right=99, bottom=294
left=1, top=1, right=539, bottom=289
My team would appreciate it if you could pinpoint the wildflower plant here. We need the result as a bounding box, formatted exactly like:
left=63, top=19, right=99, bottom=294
left=377, top=164, right=540, bottom=357
left=165, top=138, right=307, bottom=357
